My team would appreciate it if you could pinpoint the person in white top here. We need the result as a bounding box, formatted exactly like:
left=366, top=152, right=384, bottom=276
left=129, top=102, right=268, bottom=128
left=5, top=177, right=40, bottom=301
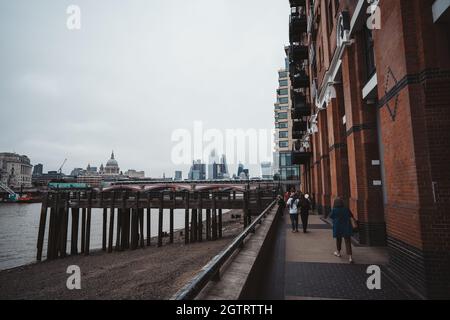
left=286, top=192, right=300, bottom=233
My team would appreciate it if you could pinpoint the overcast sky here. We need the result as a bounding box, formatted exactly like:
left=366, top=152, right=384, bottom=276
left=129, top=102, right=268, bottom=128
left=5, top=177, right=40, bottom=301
left=0, top=0, right=288, bottom=178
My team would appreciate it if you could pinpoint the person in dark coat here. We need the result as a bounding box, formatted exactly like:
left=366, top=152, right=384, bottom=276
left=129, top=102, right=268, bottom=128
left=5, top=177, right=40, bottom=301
left=299, top=194, right=311, bottom=233
left=276, top=195, right=286, bottom=216
left=329, top=197, right=354, bottom=263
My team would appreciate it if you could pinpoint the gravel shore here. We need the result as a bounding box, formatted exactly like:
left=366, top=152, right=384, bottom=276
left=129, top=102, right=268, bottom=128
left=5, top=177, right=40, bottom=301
left=0, top=210, right=243, bottom=300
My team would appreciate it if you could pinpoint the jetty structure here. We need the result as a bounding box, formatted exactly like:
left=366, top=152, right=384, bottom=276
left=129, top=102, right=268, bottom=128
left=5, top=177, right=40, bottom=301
left=36, top=181, right=279, bottom=261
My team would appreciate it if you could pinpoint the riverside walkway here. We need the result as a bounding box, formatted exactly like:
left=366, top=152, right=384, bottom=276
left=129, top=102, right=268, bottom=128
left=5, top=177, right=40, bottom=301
left=255, top=212, right=420, bottom=300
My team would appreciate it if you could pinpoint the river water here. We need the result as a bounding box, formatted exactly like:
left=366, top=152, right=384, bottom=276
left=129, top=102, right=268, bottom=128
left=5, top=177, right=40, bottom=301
left=0, top=203, right=206, bottom=271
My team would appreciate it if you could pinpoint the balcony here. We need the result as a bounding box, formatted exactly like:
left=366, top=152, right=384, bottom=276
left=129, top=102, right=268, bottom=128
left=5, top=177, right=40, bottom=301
left=291, top=71, right=309, bottom=89
left=289, top=43, right=308, bottom=61
left=293, top=120, right=308, bottom=133
left=289, top=0, right=306, bottom=7
left=289, top=13, right=307, bottom=43
left=292, top=142, right=311, bottom=165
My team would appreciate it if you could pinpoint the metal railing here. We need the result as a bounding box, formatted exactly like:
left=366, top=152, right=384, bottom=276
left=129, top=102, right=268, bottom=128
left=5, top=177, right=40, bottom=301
left=171, top=199, right=278, bottom=300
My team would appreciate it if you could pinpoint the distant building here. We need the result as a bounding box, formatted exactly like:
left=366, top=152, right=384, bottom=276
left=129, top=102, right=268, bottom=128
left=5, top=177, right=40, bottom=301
left=0, top=152, right=33, bottom=188
left=237, top=163, right=249, bottom=180
left=32, top=171, right=66, bottom=186
left=33, top=163, right=43, bottom=176
left=125, top=169, right=145, bottom=179
left=174, top=171, right=182, bottom=181
left=77, top=175, right=103, bottom=188
left=188, top=160, right=206, bottom=180
left=86, top=164, right=97, bottom=174
left=207, top=150, right=229, bottom=180
left=70, top=168, right=84, bottom=177
left=261, top=162, right=273, bottom=180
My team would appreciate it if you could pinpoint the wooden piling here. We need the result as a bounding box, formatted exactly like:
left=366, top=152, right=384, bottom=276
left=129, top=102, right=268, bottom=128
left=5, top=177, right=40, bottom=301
left=212, top=192, right=217, bottom=241
left=102, top=208, right=107, bottom=251
left=169, top=193, right=174, bottom=244
left=147, top=193, right=151, bottom=246
left=184, top=191, right=190, bottom=244
left=84, top=192, right=92, bottom=255
left=206, top=208, right=211, bottom=241
left=71, top=207, right=79, bottom=255
left=218, top=193, right=223, bottom=239
left=108, top=192, right=115, bottom=253
left=80, top=207, right=86, bottom=254
left=158, top=192, right=163, bottom=247
left=198, top=193, right=203, bottom=242
left=139, top=208, right=144, bottom=248
left=36, top=193, right=48, bottom=261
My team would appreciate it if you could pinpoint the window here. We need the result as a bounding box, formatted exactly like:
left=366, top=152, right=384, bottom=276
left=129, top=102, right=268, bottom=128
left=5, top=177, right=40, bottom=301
left=279, top=80, right=288, bottom=87
left=279, top=122, right=289, bottom=129
left=279, top=141, right=289, bottom=148
left=278, top=112, right=288, bottom=120
left=364, top=27, right=376, bottom=78
left=280, top=153, right=292, bottom=166
left=279, top=131, right=289, bottom=139
left=278, top=97, right=289, bottom=104
left=279, top=88, right=289, bottom=96
left=279, top=71, right=288, bottom=78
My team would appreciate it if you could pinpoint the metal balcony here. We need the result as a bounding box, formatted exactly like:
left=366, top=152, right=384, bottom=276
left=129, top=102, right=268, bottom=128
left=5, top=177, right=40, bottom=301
left=289, top=0, right=306, bottom=7
left=289, top=44, right=308, bottom=61
left=289, top=14, right=307, bottom=43
left=293, top=120, right=308, bottom=133
left=291, top=71, right=309, bottom=89
left=292, top=150, right=311, bottom=165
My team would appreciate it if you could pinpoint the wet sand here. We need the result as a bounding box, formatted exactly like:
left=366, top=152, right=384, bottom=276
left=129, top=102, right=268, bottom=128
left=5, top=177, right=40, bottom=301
left=0, top=210, right=243, bottom=300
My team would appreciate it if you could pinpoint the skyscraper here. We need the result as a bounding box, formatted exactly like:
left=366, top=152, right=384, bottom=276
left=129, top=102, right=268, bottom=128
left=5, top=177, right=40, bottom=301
left=188, top=160, right=206, bottom=181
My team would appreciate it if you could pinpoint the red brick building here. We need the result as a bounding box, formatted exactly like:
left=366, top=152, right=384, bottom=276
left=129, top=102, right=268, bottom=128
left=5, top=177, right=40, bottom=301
left=287, top=0, right=450, bottom=299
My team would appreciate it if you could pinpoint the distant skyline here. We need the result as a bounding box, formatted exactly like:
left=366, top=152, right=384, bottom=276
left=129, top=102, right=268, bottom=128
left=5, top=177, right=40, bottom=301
left=0, top=0, right=288, bottom=178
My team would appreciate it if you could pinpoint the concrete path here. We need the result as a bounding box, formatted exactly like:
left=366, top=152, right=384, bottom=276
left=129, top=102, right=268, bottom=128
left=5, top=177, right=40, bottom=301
left=258, top=211, right=419, bottom=300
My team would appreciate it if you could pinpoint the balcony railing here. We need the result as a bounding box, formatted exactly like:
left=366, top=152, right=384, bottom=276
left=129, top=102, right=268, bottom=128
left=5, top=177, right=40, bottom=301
left=291, top=71, right=309, bottom=89
left=289, top=0, right=306, bottom=8
left=289, top=14, right=307, bottom=43
left=292, top=149, right=311, bottom=165
left=289, top=43, right=308, bottom=61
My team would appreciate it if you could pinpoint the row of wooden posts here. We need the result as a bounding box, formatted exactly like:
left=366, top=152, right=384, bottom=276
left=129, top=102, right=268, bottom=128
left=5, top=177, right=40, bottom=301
left=37, top=189, right=276, bottom=261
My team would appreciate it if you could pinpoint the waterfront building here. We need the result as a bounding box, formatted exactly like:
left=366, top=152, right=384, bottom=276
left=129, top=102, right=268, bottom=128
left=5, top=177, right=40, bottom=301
left=125, top=169, right=145, bottom=179
left=287, top=0, right=450, bottom=298
left=0, top=152, right=33, bottom=188
left=77, top=174, right=103, bottom=188
left=274, top=58, right=301, bottom=192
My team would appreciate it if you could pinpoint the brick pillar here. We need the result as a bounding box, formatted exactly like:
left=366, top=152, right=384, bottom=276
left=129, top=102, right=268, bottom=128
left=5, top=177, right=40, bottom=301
left=341, top=33, right=385, bottom=246
left=318, top=111, right=332, bottom=217
left=327, top=84, right=350, bottom=207
left=374, top=0, right=450, bottom=299
left=312, top=131, right=323, bottom=214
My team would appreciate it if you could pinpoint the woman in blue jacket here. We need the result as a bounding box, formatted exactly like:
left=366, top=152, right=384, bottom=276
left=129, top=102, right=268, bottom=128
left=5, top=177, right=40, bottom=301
left=329, top=197, right=354, bottom=264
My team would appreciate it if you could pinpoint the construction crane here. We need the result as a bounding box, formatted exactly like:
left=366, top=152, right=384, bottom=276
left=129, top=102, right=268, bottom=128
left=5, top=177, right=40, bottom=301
left=58, top=158, right=67, bottom=175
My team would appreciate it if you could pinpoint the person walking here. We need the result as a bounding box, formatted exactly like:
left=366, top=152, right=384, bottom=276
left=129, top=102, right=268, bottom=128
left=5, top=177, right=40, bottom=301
left=299, top=194, right=311, bottom=233
left=330, top=197, right=355, bottom=264
left=286, top=192, right=300, bottom=233
left=276, top=195, right=286, bottom=216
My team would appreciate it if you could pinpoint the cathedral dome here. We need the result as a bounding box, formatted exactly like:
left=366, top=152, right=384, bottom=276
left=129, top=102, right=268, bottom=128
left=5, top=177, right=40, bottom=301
left=104, top=151, right=120, bottom=175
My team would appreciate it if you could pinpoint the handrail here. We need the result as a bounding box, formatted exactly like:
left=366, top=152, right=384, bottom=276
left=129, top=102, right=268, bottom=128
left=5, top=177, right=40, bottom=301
left=171, top=199, right=277, bottom=300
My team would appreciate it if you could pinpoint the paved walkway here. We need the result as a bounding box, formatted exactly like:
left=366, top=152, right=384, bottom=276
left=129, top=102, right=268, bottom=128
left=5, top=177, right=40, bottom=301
left=257, top=211, right=419, bottom=300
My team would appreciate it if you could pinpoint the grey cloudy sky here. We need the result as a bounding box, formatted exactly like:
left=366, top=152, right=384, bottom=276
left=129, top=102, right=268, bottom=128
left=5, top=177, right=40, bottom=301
left=0, top=0, right=288, bottom=178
